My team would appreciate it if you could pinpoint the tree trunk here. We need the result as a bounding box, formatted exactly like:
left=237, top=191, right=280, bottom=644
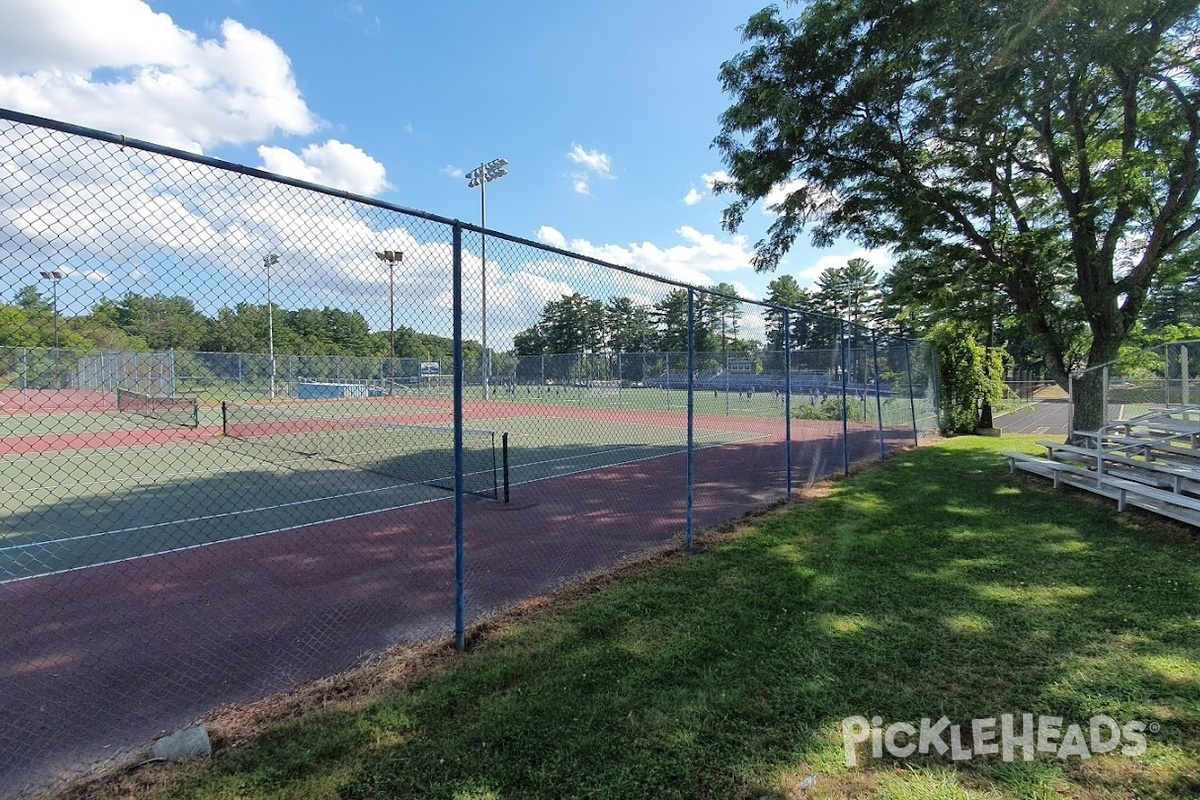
left=1069, top=332, right=1123, bottom=438
left=1070, top=368, right=1107, bottom=438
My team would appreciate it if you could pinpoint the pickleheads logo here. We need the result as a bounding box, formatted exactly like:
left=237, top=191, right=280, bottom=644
left=841, top=714, right=1153, bottom=767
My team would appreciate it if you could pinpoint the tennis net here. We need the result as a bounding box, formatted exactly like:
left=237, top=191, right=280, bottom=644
left=220, top=401, right=501, bottom=498
left=116, top=388, right=200, bottom=428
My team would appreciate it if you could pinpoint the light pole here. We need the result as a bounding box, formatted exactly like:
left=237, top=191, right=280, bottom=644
left=38, top=270, right=64, bottom=349
left=264, top=254, right=279, bottom=400
left=466, top=157, right=508, bottom=399
left=39, top=270, right=64, bottom=387
left=375, top=250, right=403, bottom=395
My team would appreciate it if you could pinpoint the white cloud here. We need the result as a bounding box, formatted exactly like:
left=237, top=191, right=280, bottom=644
left=566, top=143, right=613, bottom=196
left=536, top=226, right=567, bottom=248
left=441, top=165, right=464, bottom=179
left=680, top=171, right=733, bottom=207
left=701, top=170, right=730, bottom=190
left=257, top=140, right=388, bottom=195
left=567, top=143, right=612, bottom=177
left=0, top=1, right=320, bottom=153
left=763, top=177, right=840, bottom=218
left=763, top=179, right=807, bottom=214
left=534, top=225, right=755, bottom=289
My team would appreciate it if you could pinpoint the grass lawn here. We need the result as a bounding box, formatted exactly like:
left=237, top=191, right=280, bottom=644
left=63, top=435, right=1199, bottom=800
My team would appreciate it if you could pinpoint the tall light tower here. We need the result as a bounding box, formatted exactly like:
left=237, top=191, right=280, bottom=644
left=38, top=270, right=65, bottom=350
left=466, top=157, right=508, bottom=399
left=375, top=250, right=403, bottom=395
left=264, top=253, right=280, bottom=400
left=39, top=269, right=65, bottom=387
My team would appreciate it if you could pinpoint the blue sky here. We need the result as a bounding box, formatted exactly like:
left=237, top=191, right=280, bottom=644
left=0, top=0, right=890, bottom=340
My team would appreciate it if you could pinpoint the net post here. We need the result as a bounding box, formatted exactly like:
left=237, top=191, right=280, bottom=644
left=453, top=221, right=467, bottom=652
left=502, top=432, right=510, bottom=503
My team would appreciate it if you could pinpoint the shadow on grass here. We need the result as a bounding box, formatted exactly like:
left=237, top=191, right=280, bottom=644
left=94, top=439, right=1200, bottom=799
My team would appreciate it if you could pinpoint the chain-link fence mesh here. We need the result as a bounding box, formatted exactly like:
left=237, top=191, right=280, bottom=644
left=1069, top=340, right=1200, bottom=431
left=0, top=108, right=933, bottom=798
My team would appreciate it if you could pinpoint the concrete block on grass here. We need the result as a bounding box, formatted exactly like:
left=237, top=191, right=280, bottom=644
left=152, top=724, right=211, bottom=762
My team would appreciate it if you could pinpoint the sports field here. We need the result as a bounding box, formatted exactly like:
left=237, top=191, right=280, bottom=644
left=0, top=385, right=918, bottom=797
left=2, top=389, right=805, bottom=583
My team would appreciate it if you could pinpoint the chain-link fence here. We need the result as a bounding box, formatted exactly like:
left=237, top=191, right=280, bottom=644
left=0, top=107, right=935, bottom=798
left=1069, top=340, right=1200, bottom=432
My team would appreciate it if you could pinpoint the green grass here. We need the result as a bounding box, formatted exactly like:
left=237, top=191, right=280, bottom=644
left=71, top=435, right=1200, bottom=800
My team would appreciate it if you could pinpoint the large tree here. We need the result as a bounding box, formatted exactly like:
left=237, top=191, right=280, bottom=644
left=705, top=282, right=745, bottom=351
left=812, top=258, right=882, bottom=332
left=715, top=0, right=1200, bottom=432
left=605, top=296, right=656, bottom=353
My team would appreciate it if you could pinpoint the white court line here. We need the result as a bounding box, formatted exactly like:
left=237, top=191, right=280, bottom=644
left=505, top=432, right=771, bottom=488
left=2, top=430, right=771, bottom=584
left=0, top=480, right=437, bottom=554
left=0, top=492, right=450, bottom=586
left=508, top=434, right=762, bottom=473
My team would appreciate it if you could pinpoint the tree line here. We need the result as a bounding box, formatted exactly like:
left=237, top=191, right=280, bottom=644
left=1, top=286, right=478, bottom=363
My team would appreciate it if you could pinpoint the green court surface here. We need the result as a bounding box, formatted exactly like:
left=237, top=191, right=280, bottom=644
left=0, top=407, right=762, bottom=583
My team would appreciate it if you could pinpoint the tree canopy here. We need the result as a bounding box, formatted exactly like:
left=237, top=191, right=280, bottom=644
left=716, top=0, right=1200, bottom=430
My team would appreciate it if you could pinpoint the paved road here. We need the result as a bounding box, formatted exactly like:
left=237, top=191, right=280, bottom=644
left=993, top=398, right=1131, bottom=437
left=993, top=399, right=1070, bottom=435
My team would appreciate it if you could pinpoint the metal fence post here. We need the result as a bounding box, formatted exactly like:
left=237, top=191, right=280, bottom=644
left=872, top=331, right=885, bottom=459
left=665, top=351, right=671, bottom=410
left=1102, top=364, right=1110, bottom=427
left=841, top=319, right=850, bottom=476
left=904, top=340, right=918, bottom=446
left=1068, top=373, right=1075, bottom=435
left=784, top=309, right=792, bottom=499
left=1183, top=345, right=1190, bottom=406
left=452, top=222, right=467, bottom=652
left=929, top=343, right=941, bottom=433
left=686, top=289, right=695, bottom=552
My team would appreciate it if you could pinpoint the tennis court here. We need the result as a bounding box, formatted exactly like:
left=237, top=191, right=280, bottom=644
left=1, top=392, right=772, bottom=583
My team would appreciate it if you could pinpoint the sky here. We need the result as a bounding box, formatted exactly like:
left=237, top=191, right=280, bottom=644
left=0, top=0, right=891, bottom=344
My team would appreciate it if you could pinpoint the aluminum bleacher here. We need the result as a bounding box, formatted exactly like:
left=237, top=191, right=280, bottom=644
left=1003, top=405, right=1200, bottom=528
